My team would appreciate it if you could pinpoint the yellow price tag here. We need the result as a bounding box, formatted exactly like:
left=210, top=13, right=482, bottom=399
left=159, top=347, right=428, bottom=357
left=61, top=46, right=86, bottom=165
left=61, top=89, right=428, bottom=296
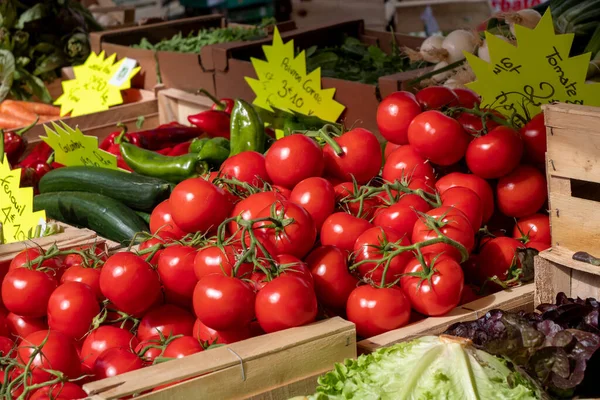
left=466, top=10, right=600, bottom=125
left=0, top=155, right=46, bottom=244
left=54, top=51, right=141, bottom=117
left=41, top=122, right=118, bottom=170
left=246, top=27, right=345, bottom=126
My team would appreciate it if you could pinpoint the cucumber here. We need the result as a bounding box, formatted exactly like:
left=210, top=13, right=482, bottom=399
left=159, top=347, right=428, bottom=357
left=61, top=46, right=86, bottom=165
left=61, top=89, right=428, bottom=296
left=34, top=192, right=149, bottom=244
left=39, top=167, right=171, bottom=212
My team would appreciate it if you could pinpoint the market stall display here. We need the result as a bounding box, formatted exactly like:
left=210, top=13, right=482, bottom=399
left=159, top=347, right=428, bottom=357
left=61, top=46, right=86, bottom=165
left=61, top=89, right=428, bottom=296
left=1, top=1, right=600, bottom=398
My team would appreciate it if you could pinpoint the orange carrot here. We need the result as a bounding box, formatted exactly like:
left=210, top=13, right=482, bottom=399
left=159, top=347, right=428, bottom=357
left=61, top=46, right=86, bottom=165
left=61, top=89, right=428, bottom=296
left=2, top=99, right=61, bottom=116
left=0, top=112, right=29, bottom=129
left=0, top=101, right=37, bottom=123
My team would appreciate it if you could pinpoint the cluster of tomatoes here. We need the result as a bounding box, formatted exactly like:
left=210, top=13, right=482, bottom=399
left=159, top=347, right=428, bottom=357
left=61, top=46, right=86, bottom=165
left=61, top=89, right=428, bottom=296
left=0, top=85, right=551, bottom=398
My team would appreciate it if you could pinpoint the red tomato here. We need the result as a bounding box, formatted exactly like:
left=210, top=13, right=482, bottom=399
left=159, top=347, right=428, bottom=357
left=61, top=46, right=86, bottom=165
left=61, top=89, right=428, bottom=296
left=220, top=151, right=271, bottom=186
left=194, top=244, right=252, bottom=280
left=157, top=245, right=197, bottom=307
left=170, top=178, right=233, bottom=233
left=401, top=254, right=464, bottom=316
left=18, top=330, right=80, bottom=383
left=0, top=336, right=14, bottom=357
left=527, top=241, right=550, bottom=252
left=10, top=248, right=63, bottom=273
left=138, top=304, right=195, bottom=341
left=228, top=191, right=284, bottom=237
left=334, top=182, right=380, bottom=219
left=0, top=311, right=9, bottom=338
left=2, top=268, right=57, bottom=317
left=193, top=318, right=252, bottom=345
left=306, top=246, right=358, bottom=312
left=373, top=194, right=431, bottom=237
left=272, top=185, right=292, bottom=199
left=254, top=200, right=317, bottom=259
left=497, top=165, right=547, bottom=218
left=61, top=265, right=103, bottom=301
left=513, top=213, right=551, bottom=244
left=415, top=86, right=459, bottom=110
left=6, top=313, right=47, bottom=340
left=138, top=230, right=179, bottom=266
left=274, top=254, right=314, bottom=285
left=265, top=134, right=324, bottom=188
left=346, top=285, right=411, bottom=337
left=29, top=383, right=87, bottom=400
left=193, top=275, right=255, bottom=331
left=63, top=245, right=107, bottom=269
left=320, top=212, right=373, bottom=252
left=135, top=336, right=163, bottom=364
left=519, top=112, right=546, bottom=166
left=452, top=88, right=480, bottom=108
left=456, top=111, right=500, bottom=137
left=323, top=128, right=382, bottom=184
left=94, top=348, right=143, bottom=379
left=412, top=206, right=474, bottom=262
left=384, top=142, right=401, bottom=161
left=476, top=237, right=525, bottom=283
left=47, top=282, right=100, bottom=340
left=255, top=275, right=317, bottom=333
left=382, top=145, right=436, bottom=184
left=435, top=172, right=495, bottom=223
left=376, top=91, right=422, bottom=145
left=354, top=227, right=412, bottom=285
left=163, top=336, right=203, bottom=358
left=80, top=326, right=139, bottom=370
left=408, top=110, right=470, bottom=166
left=149, top=200, right=187, bottom=238
left=466, top=126, right=523, bottom=179
left=289, top=177, right=335, bottom=230
left=100, top=252, right=161, bottom=317
left=440, top=186, right=483, bottom=230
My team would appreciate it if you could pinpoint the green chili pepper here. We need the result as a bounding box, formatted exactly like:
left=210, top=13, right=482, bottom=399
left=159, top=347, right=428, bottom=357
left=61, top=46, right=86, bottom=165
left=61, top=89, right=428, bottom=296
left=189, top=137, right=230, bottom=167
left=120, top=143, right=208, bottom=184
left=229, top=99, right=265, bottom=156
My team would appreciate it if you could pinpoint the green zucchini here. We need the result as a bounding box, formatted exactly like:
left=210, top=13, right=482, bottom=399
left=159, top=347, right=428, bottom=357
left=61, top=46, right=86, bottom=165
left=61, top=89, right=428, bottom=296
left=39, top=167, right=171, bottom=212
left=34, top=192, right=149, bottom=244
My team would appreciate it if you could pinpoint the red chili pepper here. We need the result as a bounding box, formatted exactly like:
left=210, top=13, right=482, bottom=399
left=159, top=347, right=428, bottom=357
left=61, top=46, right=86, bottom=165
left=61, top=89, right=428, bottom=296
left=187, top=110, right=230, bottom=139
left=3, top=118, right=39, bottom=165
left=134, top=126, right=204, bottom=150
left=167, top=141, right=191, bottom=156
left=156, top=147, right=173, bottom=155
left=100, top=123, right=128, bottom=151
left=106, top=142, right=133, bottom=172
left=157, top=121, right=184, bottom=129
left=21, top=153, right=55, bottom=194
left=51, top=162, right=65, bottom=169
left=17, top=142, right=53, bottom=168
left=197, top=89, right=235, bottom=114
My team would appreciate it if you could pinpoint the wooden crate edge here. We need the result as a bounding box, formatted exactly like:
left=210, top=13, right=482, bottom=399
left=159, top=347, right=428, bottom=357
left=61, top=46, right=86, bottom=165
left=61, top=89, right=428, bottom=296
left=357, top=283, right=534, bottom=353
left=83, top=318, right=355, bottom=398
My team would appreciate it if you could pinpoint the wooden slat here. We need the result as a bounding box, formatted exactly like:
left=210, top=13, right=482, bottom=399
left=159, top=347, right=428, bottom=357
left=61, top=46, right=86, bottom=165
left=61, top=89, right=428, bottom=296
left=84, top=318, right=355, bottom=399
left=548, top=192, right=600, bottom=256
left=534, top=252, right=572, bottom=305
left=357, top=284, right=534, bottom=353
left=547, top=126, right=600, bottom=184
left=540, top=247, right=600, bottom=277
left=543, top=103, right=600, bottom=131
left=157, top=89, right=214, bottom=126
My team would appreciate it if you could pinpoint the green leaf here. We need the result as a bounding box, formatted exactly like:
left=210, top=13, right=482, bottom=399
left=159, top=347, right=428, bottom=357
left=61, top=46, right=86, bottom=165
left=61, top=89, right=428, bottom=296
left=16, top=3, right=47, bottom=29
left=0, top=1, right=17, bottom=29
left=0, top=49, right=15, bottom=102
left=17, top=67, right=51, bottom=103
left=33, top=52, right=64, bottom=76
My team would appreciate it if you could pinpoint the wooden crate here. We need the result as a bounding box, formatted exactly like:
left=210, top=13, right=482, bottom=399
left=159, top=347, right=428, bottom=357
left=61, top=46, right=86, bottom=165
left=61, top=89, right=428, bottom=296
left=393, top=0, right=492, bottom=33
left=545, top=104, right=600, bottom=256
left=22, top=90, right=159, bottom=155
left=535, top=248, right=600, bottom=306
left=357, top=284, right=534, bottom=353
left=157, top=88, right=215, bottom=126
left=83, top=317, right=355, bottom=400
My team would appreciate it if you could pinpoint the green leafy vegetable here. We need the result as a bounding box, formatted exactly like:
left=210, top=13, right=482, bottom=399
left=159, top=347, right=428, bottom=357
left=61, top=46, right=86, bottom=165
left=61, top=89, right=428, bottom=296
left=132, top=19, right=275, bottom=54
left=305, top=37, right=428, bottom=86
left=306, top=335, right=545, bottom=400
left=0, top=49, right=15, bottom=102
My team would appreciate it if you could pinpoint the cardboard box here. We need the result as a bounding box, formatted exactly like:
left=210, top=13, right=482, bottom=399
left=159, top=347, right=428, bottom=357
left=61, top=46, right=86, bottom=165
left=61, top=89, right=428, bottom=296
left=212, top=20, right=426, bottom=138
